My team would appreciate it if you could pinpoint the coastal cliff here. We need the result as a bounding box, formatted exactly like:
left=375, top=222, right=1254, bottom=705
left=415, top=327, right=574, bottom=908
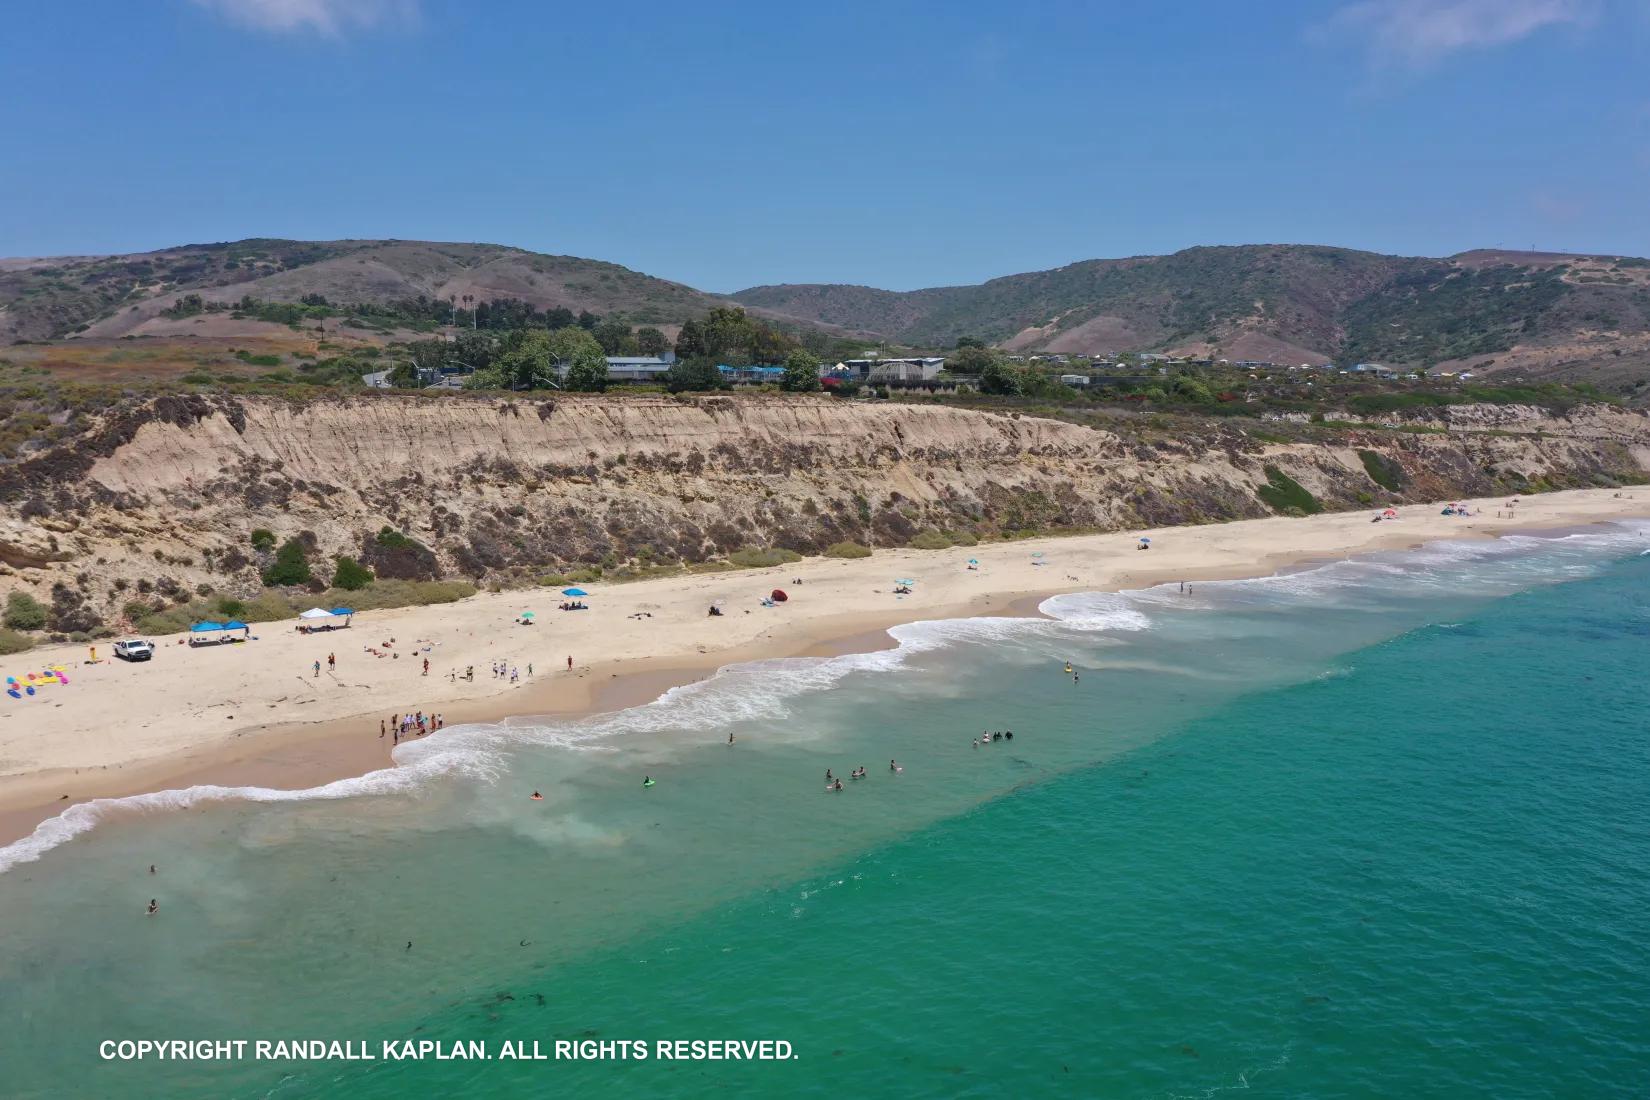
left=4, top=393, right=1648, bottom=631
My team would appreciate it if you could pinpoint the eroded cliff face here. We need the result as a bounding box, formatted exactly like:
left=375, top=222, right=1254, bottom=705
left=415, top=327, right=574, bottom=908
left=4, top=393, right=1647, bottom=628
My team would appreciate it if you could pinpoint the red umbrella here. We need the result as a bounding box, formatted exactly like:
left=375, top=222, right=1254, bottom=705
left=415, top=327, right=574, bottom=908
left=770, top=589, right=788, bottom=602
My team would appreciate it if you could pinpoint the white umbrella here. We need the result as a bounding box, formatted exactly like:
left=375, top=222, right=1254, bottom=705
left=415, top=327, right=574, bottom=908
left=299, top=608, right=333, bottom=619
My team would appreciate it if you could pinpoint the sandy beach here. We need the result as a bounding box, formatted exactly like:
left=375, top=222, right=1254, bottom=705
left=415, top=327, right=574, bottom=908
left=2, top=488, right=1645, bottom=845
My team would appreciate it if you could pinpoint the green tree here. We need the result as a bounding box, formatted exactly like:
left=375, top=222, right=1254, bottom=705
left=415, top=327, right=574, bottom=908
left=592, top=319, right=639, bottom=356
left=674, top=318, right=707, bottom=359
left=635, top=327, right=669, bottom=356
left=250, top=528, right=277, bottom=551
left=388, top=361, right=421, bottom=388
left=1170, top=376, right=1214, bottom=403
left=331, top=555, right=374, bottom=591
left=262, top=538, right=312, bottom=586
left=576, top=310, right=599, bottom=330
left=3, top=591, right=47, bottom=631
left=554, top=326, right=610, bottom=391
left=748, top=322, right=796, bottom=364
left=494, top=329, right=558, bottom=390
left=700, top=306, right=757, bottom=359
left=947, top=346, right=999, bottom=375
left=781, top=350, right=822, bottom=392
left=979, top=359, right=1023, bottom=395
left=664, top=357, right=725, bottom=392
left=451, top=330, right=497, bottom=371
left=955, top=335, right=986, bottom=349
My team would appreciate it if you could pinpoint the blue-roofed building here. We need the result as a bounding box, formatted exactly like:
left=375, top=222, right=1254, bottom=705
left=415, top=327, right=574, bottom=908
left=717, top=364, right=787, bottom=384
left=551, top=352, right=677, bottom=384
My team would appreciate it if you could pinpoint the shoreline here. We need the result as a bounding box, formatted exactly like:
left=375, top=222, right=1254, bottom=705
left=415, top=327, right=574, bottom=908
left=2, top=488, right=1647, bottom=850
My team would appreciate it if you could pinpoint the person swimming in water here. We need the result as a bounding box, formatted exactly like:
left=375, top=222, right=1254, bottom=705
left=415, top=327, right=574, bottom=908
left=834, top=779, right=844, bottom=791
left=643, top=776, right=655, bottom=788
left=825, top=769, right=833, bottom=782
left=147, top=899, right=158, bottom=916
left=890, top=759, right=902, bottom=773
left=530, top=791, right=543, bottom=801
left=1005, top=730, right=1013, bottom=741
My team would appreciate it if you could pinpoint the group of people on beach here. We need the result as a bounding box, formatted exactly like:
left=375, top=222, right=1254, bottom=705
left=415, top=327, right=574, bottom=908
left=382, top=711, right=443, bottom=743
left=489, top=660, right=530, bottom=683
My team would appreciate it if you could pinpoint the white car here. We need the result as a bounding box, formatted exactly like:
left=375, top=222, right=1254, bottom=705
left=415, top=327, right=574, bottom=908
left=114, top=639, right=155, bottom=662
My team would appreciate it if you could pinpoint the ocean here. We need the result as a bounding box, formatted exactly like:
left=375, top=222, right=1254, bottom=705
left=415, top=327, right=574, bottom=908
left=1, top=525, right=1647, bottom=1098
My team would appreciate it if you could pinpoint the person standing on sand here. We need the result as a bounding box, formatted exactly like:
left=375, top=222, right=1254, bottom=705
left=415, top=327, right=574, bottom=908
left=313, top=660, right=320, bottom=678
left=567, top=656, right=573, bottom=671
left=422, top=658, right=429, bottom=677
left=328, top=653, right=335, bottom=671
left=380, top=720, right=386, bottom=739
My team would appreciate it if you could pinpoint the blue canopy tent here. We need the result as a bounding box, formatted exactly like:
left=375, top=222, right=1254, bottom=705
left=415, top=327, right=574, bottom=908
left=188, top=621, right=242, bottom=647
left=561, top=588, right=589, bottom=598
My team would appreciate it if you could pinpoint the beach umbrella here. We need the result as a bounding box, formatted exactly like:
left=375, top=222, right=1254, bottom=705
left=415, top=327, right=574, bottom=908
left=330, top=607, right=354, bottom=616
left=561, top=588, right=589, bottom=597
left=967, top=558, right=979, bottom=565
left=1030, top=551, right=1045, bottom=558
left=895, top=579, right=916, bottom=586
left=299, top=608, right=333, bottom=620
left=1383, top=508, right=1397, bottom=516
left=520, top=610, right=535, bottom=619
left=1139, top=537, right=1152, bottom=544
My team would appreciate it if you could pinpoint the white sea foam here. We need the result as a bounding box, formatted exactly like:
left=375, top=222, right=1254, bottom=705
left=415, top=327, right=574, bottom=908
left=0, top=737, right=505, bottom=875
left=3, top=520, right=1645, bottom=875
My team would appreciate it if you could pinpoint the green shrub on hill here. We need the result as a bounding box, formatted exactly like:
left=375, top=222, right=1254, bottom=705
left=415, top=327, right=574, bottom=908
left=1357, top=449, right=1405, bottom=492
left=1256, top=465, right=1323, bottom=515
left=824, top=541, right=873, bottom=559
left=908, top=529, right=953, bottom=550
left=0, top=627, right=34, bottom=655
left=3, top=591, right=47, bottom=631
left=727, top=547, right=803, bottom=568
left=261, top=538, right=312, bottom=586
left=331, top=555, right=374, bottom=590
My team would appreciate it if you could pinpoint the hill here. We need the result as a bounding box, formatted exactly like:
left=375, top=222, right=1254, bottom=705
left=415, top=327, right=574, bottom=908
left=735, top=245, right=1650, bottom=380
left=0, top=239, right=726, bottom=344
left=4, top=238, right=1649, bottom=387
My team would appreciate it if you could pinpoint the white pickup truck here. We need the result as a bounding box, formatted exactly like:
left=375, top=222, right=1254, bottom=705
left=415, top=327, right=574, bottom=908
left=113, top=639, right=155, bottom=662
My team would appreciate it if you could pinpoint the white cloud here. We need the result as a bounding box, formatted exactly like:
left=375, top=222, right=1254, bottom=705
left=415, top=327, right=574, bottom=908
left=190, top=0, right=418, bottom=35
left=1318, top=0, right=1595, bottom=68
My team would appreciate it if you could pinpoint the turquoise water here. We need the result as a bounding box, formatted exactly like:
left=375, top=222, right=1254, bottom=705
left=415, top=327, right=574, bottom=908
left=2, top=526, right=1647, bottom=1097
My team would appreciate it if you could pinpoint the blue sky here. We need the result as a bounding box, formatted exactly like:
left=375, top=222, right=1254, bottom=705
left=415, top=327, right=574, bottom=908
left=2, top=0, right=1646, bottom=290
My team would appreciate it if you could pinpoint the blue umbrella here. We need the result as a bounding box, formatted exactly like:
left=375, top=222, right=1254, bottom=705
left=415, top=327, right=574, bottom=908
left=561, top=588, right=589, bottom=597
